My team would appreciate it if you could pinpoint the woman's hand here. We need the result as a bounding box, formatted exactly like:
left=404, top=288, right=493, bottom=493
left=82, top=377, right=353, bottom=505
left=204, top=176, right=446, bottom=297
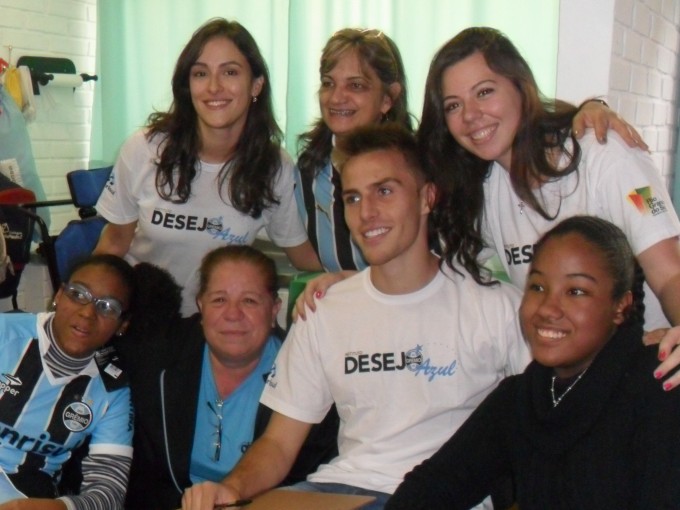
left=573, top=100, right=648, bottom=150
left=292, top=270, right=356, bottom=322
left=181, top=481, right=240, bottom=510
left=647, top=327, right=680, bottom=391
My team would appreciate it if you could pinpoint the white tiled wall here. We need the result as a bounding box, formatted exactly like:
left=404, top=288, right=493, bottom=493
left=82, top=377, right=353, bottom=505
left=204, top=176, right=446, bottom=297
left=609, top=0, right=680, bottom=186
left=0, top=0, right=97, bottom=234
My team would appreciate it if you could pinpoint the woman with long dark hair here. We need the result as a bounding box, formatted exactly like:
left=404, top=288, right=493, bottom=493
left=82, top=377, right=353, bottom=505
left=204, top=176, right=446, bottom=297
left=96, top=18, right=321, bottom=316
left=419, top=27, right=680, bottom=332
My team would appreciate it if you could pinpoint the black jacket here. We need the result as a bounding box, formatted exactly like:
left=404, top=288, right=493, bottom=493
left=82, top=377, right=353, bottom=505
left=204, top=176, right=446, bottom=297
left=117, top=311, right=338, bottom=509
left=387, top=321, right=680, bottom=509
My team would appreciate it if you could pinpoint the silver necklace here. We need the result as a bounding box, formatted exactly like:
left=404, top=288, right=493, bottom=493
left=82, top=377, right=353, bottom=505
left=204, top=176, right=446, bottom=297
left=550, top=368, right=588, bottom=407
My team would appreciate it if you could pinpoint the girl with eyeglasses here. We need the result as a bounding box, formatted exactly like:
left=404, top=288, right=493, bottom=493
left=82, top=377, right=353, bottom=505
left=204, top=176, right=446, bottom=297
left=0, top=254, right=136, bottom=509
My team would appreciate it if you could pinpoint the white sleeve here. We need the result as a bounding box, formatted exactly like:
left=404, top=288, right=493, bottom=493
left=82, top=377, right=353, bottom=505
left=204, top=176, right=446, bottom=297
left=495, top=282, right=531, bottom=376
left=263, top=150, right=309, bottom=248
left=586, top=133, right=680, bottom=255
left=96, top=130, right=151, bottom=225
left=260, top=318, right=333, bottom=424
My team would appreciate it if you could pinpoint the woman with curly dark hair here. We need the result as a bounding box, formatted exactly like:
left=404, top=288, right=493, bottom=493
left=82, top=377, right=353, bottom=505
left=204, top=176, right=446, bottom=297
left=419, top=27, right=679, bottom=331
left=95, top=18, right=321, bottom=316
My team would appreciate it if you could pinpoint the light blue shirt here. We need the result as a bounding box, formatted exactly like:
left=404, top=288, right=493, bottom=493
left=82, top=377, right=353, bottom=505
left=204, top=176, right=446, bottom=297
left=189, top=335, right=281, bottom=483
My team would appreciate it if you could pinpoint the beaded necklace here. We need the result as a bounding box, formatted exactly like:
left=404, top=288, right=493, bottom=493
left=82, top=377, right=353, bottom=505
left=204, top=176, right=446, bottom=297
left=550, top=367, right=589, bottom=407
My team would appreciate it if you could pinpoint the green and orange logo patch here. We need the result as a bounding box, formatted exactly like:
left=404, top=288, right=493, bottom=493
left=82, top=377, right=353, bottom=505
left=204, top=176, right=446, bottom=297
left=627, top=186, right=668, bottom=216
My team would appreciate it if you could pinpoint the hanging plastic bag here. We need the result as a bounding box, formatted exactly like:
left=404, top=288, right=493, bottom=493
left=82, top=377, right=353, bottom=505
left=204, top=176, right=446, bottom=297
left=0, top=85, right=50, bottom=235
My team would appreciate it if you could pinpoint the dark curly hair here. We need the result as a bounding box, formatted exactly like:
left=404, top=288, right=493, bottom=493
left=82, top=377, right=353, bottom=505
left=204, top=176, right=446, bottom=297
left=146, top=17, right=283, bottom=218
left=419, top=27, right=581, bottom=284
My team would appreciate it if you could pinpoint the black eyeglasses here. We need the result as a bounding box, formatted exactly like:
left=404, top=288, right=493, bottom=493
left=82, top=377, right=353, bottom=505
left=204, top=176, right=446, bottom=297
left=207, top=399, right=224, bottom=462
left=62, top=283, right=125, bottom=320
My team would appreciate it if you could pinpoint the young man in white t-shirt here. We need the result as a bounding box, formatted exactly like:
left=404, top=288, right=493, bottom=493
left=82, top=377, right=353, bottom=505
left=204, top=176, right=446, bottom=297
left=180, top=124, right=530, bottom=510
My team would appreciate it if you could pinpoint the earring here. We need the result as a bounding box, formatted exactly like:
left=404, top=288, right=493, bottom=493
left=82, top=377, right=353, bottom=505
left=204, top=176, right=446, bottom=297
left=115, top=330, right=124, bottom=337
left=252, top=96, right=258, bottom=103
left=51, top=300, right=57, bottom=311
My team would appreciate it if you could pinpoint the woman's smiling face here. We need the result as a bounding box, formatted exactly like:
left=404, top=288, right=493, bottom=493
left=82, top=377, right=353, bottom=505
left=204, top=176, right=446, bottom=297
left=441, top=51, right=522, bottom=170
left=319, top=49, right=395, bottom=144
left=520, top=233, right=631, bottom=378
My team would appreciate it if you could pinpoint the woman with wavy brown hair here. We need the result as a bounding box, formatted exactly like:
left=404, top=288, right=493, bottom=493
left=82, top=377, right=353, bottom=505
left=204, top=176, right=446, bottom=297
left=294, top=28, right=412, bottom=272
left=95, top=18, right=321, bottom=316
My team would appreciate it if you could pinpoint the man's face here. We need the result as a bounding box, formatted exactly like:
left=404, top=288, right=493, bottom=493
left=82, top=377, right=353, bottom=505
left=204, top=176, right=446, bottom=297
left=341, top=148, right=432, bottom=268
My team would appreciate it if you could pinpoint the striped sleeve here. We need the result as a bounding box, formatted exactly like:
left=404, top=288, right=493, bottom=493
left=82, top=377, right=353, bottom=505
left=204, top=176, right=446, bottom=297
left=58, top=453, right=131, bottom=510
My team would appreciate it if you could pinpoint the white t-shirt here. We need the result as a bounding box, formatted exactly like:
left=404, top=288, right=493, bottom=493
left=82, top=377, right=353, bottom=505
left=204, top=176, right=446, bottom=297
left=96, top=130, right=308, bottom=316
left=481, top=131, right=680, bottom=330
left=261, top=266, right=530, bottom=494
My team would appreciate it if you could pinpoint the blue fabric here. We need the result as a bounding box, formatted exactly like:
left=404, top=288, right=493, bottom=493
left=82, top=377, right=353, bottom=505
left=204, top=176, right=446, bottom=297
left=189, top=335, right=281, bottom=483
left=54, top=216, right=107, bottom=282
left=289, top=481, right=391, bottom=510
left=67, top=167, right=112, bottom=208
left=293, top=161, right=367, bottom=272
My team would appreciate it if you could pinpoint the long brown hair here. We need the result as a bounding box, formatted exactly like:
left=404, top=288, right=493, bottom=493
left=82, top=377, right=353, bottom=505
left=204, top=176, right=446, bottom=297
left=419, top=27, right=581, bottom=284
left=147, top=18, right=282, bottom=218
left=297, top=28, right=412, bottom=180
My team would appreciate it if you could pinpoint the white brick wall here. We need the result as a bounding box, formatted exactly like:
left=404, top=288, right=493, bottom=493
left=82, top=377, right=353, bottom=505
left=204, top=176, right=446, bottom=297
left=0, top=0, right=97, bottom=235
left=610, top=0, right=680, bottom=187
left=0, top=0, right=97, bottom=311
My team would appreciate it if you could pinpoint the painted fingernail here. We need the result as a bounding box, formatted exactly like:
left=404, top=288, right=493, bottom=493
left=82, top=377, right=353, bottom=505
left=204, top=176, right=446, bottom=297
left=664, top=382, right=673, bottom=391
left=659, top=350, right=667, bottom=360
left=315, top=291, right=322, bottom=298
left=654, top=371, right=664, bottom=379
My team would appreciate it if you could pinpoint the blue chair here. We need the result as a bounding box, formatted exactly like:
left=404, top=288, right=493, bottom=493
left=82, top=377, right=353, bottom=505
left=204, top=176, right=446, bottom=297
left=53, top=166, right=112, bottom=283
left=67, top=167, right=113, bottom=218
left=0, top=166, right=113, bottom=304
